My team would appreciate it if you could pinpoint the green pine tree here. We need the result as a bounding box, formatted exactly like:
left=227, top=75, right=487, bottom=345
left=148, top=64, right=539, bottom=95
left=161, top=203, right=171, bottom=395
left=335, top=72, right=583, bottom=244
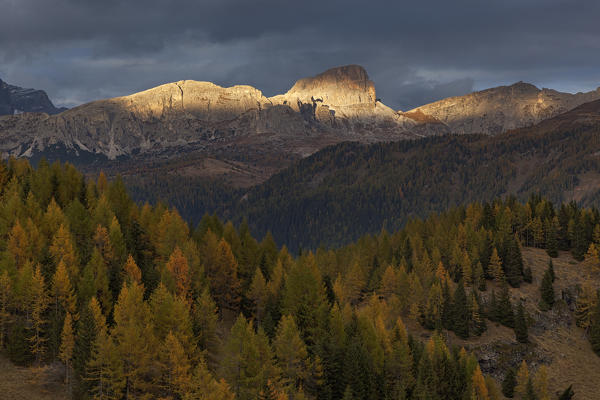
left=514, top=302, right=528, bottom=343
left=502, top=368, right=516, bottom=398
left=452, top=281, right=470, bottom=339
left=545, top=217, right=559, bottom=258
left=497, top=281, right=514, bottom=328
left=558, top=385, right=574, bottom=400
left=548, top=259, right=556, bottom=282
left=539, top=267, right=555, bottom=311
left=589, top=292, right=600, bottom=356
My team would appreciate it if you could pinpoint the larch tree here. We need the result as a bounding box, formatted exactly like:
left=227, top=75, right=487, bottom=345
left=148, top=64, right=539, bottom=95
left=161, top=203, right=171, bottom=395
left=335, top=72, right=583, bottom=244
left=489, top=248, right=504, bottom=283
left=160, top=331, right=192, bottom=398
left=123, top=254, right=142, bottom=286
left=589, top=292, right=600, bottom=356
left=50, top=224, right=79, bottom=284
left=0, top=270, right=12, bottom=348
left=149, top=283, right=195, bottom=355
left=29, top=265, right=49, bottom=367
left=192, top=288, right=219, bottom=356
left=50, top=260, right=77, bottom=360
left=384, top=317, right=414, bottom=399
left=112, top=282, right=156, bottom=397
left=210, top=239, right=242, bottom=312
left=514, top=361, right=529, bottom=399
left=583, top=243, right=600, bottom=272
left=249, top=268, right=268, bottom=327
left=273, top=315, right=309, bottom=393
left=51, top=260, right=77, bottom=317
left=59, top=312, right=75, bottom=389
left=472, top=365, right=490, bottom=400
left=7, top=219, right=30, bottom=268
left=186, top=357, right=235, bottom=400
left=534, top=365, right=549, bottom=400
left=86, top=297, right=125, bottom=400
left=575, top=283, right=597, bottom=329
left=164, top=246, right=192, bottom=302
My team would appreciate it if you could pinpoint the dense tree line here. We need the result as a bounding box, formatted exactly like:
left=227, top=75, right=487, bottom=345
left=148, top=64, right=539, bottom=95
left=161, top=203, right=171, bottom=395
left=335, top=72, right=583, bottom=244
left=0, top=158, right=595, bottom=399
left=122, top=116, right=600, bottom=252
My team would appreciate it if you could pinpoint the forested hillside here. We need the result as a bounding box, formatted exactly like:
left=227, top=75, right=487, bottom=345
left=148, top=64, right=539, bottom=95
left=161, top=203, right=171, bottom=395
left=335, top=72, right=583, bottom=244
left=0, top=159, right=598, bottom=399
left=123, top=99, right=600, bottom=252
left=223, top=99, right=600, bottom=251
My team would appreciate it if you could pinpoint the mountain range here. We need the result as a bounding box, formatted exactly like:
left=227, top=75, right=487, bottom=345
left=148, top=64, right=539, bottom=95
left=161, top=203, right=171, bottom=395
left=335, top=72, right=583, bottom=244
left=2, top=65, right=600, bottom=249
left=1, top=65, right=599, bottom=177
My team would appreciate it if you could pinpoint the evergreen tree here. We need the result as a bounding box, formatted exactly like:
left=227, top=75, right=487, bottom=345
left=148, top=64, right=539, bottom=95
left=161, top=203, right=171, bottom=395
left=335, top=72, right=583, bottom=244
left=221, top=314, right=277, bottom=400
left=545, top=217, right=559, bottom=258
left=514, top=302, right=528, bottom=343
left=59, top=312, right=75, bottom=389
left=497, top=281, right=514, bottom=328
left=589, top=292, right=600, bottom=356
left=112, top=282, right=155, bottom=397
left=539, top=267, right=555, bottom=311
left=384, top=318, right=414, bottom=399
left=533, top=365, right=549, bottom=400
left=548, top=259, right=555, bottom=282
left=159, top=331, right=192, bottom=398
left=489, top=248, right=504, bottom=283
left=29, top=265, right=49, bottom=367
left=72, top=302, right=97, bottom=398
left=514, top=361, right=529, bottom=399
left=471, top=365, right=489, bottom=400
left=209, top=239, right=242, bottom=312
left=192, top=288, right=219, bottom=355
left=249, top=268, right=268, bottom=327
left=187, top=358, right=235, bottom=400
left=575, top=283, right=597, bottom=329
left=164, top=246, right=192, bottom=302
left=0, top=270, right=12, bottom=349
left=475, top=261, right=487, bottom=291
left=502, top=368, right=517, bottom=398
left=525, top=378, right=538, bottom=400
left=504, top=237, right=523, bottom=287
left=583, top=243, right=600, bottom=271
left=452, top=281, right=470, bottom=339
left=273, top=315, right=310, bottom=394
left=558, top=385, right=574, bottom=400
left=523, top=266, right=532, bottom=284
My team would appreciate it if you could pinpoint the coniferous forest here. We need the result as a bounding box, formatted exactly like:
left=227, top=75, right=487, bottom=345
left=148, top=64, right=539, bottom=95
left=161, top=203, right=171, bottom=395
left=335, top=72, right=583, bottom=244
left=1, top=158, right=599, bottom=399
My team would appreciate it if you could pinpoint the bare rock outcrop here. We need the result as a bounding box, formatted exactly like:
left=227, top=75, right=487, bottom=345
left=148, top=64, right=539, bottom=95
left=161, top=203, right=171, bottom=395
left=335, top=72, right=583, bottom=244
left=405, top=81, right=600, bottom=135
left=0, top=65, right=419, bottom=160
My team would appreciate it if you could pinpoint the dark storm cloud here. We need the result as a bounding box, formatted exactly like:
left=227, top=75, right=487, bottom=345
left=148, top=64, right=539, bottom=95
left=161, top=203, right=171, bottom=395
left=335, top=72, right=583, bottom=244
left=1, top=0, right=599, bottom=109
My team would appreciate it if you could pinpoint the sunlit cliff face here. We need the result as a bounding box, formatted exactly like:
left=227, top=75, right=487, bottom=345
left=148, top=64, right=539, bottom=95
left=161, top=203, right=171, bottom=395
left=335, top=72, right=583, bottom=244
left=1, top=64, right=599, bottom=161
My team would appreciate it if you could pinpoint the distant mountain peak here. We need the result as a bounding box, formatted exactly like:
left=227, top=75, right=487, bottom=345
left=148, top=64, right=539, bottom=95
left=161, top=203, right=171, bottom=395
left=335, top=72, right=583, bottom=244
left=405, top=81, right=600, bottom=135
left=0, top=78, right=66, bottom=116
left=282, top=64, right=376, bottom=106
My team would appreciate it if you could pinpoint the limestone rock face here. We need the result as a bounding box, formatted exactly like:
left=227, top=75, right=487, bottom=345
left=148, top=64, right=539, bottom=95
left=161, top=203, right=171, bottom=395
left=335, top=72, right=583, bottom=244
left=269, top=65, right=416, bottom=137
left=1, top=66, right=600, bottom=164
left=0, top=65, right=420, bottom=160
left=405, top=82, right=600, bottom=135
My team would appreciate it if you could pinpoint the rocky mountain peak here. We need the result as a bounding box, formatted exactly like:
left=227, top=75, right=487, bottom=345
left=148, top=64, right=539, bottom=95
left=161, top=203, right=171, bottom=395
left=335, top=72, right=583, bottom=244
left=0, top=78, right=66, bottom=116
left=282, top=64, right=376, bottom=106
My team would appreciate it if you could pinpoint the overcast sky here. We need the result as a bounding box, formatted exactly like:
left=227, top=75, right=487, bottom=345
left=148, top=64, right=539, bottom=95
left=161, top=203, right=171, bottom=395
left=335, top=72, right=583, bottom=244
left=1, top=0, right=599, bottom=110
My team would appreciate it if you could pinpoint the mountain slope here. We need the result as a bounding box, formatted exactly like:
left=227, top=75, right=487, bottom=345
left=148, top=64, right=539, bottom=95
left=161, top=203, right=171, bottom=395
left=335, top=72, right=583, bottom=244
left=0, top=66, right=419, bottom=162
left=404, top=81, right=600, bottom=135
left=207, top=99, right=600, bottom=250
left=0, top=79, right=66, bottom=116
